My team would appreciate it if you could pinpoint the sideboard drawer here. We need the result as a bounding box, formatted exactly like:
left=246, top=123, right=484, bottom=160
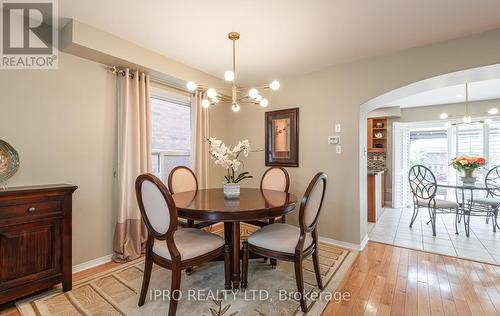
left=0, top=198, right=62, bottom=220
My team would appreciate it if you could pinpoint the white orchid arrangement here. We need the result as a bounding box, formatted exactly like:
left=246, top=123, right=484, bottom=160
left=207, top=137, right=253, bottom=183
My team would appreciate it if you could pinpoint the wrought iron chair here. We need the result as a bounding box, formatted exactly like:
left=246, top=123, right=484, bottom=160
left=408, top=165, right=460, bottom=236
left=241, top=172, right=326, bottom=313
left=470, top=165, right=500, bottom=232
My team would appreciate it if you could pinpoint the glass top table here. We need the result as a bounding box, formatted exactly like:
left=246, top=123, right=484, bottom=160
left=436, top=181, right=498, bottom=236
left=437, top=182, right=489, bottom=190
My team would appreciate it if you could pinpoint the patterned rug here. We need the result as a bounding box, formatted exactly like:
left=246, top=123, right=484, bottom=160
left=16, top=224, right=356, bottom=315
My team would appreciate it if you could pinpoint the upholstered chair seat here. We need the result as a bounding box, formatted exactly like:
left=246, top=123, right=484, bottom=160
left=417, top=198, right=459, bottom=209
left=247, top=223, right=313, bottom=254
left=153, top=228, right=225, bottom=260
left=470, top=197, right=500, bottom=207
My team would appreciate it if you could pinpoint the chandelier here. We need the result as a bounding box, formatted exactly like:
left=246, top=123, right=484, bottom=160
left=439, top=82, right=498, bottom=127
left=185, top=32, right=280, bottom=112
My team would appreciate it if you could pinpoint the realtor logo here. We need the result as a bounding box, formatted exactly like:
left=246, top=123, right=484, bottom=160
left=1, top=0, right=58, bottom=69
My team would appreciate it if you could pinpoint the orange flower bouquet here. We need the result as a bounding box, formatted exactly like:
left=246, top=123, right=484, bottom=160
left=451, top=156, right=486, bottom=184
left=451, top=156, right=487, bottom=172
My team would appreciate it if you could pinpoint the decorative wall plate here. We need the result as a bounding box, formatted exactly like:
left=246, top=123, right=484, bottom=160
left=0, top=140, right=20, bottom=184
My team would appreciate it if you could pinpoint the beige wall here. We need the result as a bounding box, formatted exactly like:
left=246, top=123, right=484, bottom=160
left=218, top=28, right=500, bottom=245
left=0, top=53, right=117, bottom=265
left=0, top=51, right=229, bottom=265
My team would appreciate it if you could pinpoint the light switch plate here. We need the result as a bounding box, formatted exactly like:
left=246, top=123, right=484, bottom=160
left=328, top=135, right=340, bottom=144
left=335, top=123, right=341, bottom=133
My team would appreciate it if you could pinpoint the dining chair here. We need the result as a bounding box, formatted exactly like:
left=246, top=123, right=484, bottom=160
left=136, top=173, right=230, bottom=316
left=470, top=165, right=500, bottom=231
left=168, top=166, right=214, bottom=229
left=408, top=165, right=460, bottom=236
left=244, top=167, right=290, bottom=228
left=241, top=172, right=326, bottom=313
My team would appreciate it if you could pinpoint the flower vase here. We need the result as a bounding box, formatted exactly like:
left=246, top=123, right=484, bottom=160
left=461, top=170, right=477, bottom=184
left=224, top=183, right=240, bottom=199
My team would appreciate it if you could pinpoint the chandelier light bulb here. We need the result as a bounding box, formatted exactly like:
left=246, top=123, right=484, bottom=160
left=260, top=98, right=269, bottom=107
left=207, top=88, right=217, bottom=98
left=439, top=113, right=449, bottom=119
left=201, top=99, right=210, bottom=108
left=224, top=70, right=235, bottom=82
left=232, top=103, right=240, bottom=112
left=186, top=81, right=197, bottom=91
left=270, top=80, right=280, bottom=91
left=488, top=108, right=499, bottom=115
left=463, top=115, right=472, bottom=124
left=444, top=122, right=452, bottom=128
left=484, top=118, right=493, bottom=125
left=249, top=88, right=259, bottom=99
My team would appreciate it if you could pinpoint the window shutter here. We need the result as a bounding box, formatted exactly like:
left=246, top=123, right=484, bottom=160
left=392, top=122, right=410, bottom=208
left=457, top=123, right=483, bottom=156
left=488, top=122, right=500, bottom=166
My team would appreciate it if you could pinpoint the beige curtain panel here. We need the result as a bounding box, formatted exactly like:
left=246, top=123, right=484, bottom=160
left=113, top=69, right=151, bottom=262
left=192, top=91, right=210, bottom=189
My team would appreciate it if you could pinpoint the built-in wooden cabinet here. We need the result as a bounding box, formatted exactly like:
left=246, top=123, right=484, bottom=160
left=367, top=118, right=387, bottom=153
left=367, top=171, right=384, bottom=222
left=0, top=184, right=77, bottom=304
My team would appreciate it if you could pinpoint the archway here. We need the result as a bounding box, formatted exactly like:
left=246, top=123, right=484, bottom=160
left=358, top=63, right=500, bottom=243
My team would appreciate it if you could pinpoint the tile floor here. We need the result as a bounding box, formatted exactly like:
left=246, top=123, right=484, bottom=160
left=368, top=207, right=500, bottom=264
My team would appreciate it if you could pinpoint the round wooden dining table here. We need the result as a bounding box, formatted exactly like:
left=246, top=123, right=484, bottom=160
left=172, top=188, right=298, bottom=289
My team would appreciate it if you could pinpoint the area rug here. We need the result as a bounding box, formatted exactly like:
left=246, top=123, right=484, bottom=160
left=16, top=224, right=356, bottom=315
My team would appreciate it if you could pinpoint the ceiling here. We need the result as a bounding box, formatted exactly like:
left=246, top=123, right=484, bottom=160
left=58, top=0, right=500, bottom=85
left=387, top=79, right=500, bottom=108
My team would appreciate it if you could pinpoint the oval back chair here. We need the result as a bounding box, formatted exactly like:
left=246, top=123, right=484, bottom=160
left=242, top=172, right=327, bottom=313
left=168, top=166, right=213, bottom=229
left=135, top=173, right=229, bottom=316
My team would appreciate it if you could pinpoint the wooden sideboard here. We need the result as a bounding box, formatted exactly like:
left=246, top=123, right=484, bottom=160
left=0, top=184, right=77, bottom=304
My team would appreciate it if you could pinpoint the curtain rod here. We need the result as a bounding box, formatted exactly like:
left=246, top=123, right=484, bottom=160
left=107, top=65, right=193, bottom=95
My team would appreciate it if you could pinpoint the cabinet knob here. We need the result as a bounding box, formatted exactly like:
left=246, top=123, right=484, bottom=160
left=28, top=207, right=36, bottom=212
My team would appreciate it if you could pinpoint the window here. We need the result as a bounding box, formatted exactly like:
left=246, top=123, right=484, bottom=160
left=151, top=89, right=192, bottom=183
left=393, top=120, right=500, bottom=206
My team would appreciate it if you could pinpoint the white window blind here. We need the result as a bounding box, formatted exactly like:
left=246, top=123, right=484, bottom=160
left=488, top=122, right=500, bottom=166
left=392, top=122, right=410, bottom=208
left=457, top=123, right=483, bottom=157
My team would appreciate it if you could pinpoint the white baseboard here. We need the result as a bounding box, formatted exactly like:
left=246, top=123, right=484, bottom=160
left=72, top=254, right=114, bottom=273
left=319, top=234, right=369, bottom=251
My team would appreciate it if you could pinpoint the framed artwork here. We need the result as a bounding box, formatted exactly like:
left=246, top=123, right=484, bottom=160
left=265, top=108, right=299, bottom=167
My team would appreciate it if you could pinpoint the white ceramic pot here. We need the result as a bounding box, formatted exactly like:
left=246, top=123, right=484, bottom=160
left=224, top=182, right=240, bottom=199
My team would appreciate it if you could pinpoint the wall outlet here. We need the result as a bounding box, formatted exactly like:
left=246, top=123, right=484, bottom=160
left=336, top=145, right=342, bottom=154
left=328, top=135, right=340, bottom=144
left=335, top=123, right=341, bottom=133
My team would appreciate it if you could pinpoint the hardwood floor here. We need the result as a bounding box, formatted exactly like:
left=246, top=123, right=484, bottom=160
left=2, top=242, right=500, bottom=315
left=323, top=241, right=500, bottom=316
